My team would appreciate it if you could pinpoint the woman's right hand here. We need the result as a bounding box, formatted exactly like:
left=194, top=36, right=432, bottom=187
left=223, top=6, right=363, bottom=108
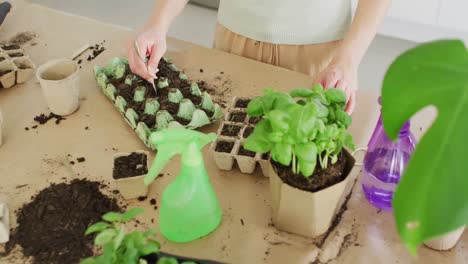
left=127, top=28, right=167, bottom=83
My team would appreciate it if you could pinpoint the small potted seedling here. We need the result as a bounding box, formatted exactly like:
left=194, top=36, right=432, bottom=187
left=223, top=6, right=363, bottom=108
left=112, top=151, right=149, bottom=200
left=13, top=56, right=35, bottom=83
left=0, top=60, right=16, bottom=88
left=210, top=136, right=238, bottom=170
left=218, top=122, right=242, bottom=138
left=244, top=86, right=355, bottom=237
left=82, top=208, right=221, bottom=264
left=234, top=141, right=258, bottom=174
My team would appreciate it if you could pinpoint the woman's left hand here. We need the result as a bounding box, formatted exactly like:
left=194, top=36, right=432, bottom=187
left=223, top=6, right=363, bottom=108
left=314, top=56, right=358, bottom=114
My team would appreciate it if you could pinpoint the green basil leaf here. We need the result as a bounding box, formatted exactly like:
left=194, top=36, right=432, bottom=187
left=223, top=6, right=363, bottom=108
left=156, top=257, right=179, bottom=264
left=271, top=143, right=292, bottom=166
left=139, top=240, right=160, bottom=256
left=336, top=109, right=352, bottom=128
left=325, top=88, right=347, bottom=104
left=246, top=96, right=266, bottom=117
left=85, top=222, right=111, bottom=235
left=294, top=142, right=317, bottom=162
left=121, top=208, right=144, bottom=222
left=297, top=157, right=316, bottom=178
left=114, top=226, right=125, bottom=250
left=143, top=229, right=158, bottom=237
left=102, top=212, right=123, bottom=222
left=290, top=88, right=315, bottom=98
left=94, top=229, right=117, bottom=246
left=244, top=120, right=273, bottom=153
left=266, top=110, right=290, bottom=132
left=289, top=104, right=317, bottom=141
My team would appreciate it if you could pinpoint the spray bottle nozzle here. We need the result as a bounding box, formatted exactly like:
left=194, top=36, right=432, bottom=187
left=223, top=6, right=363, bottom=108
left=144, top=128, right=216, bottom=185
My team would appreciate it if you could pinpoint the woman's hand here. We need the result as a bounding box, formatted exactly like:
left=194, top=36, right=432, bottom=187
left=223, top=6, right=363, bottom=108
left=314, top=55, right=358, bottom=114
left=127, top=28, right=167, bottom=83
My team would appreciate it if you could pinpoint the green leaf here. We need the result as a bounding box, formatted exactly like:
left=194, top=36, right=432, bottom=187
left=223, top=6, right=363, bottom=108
left=289, top=103, right=317, bottom=141
left=102, top=212, right=123, bottom=222
left=271, top=143, right=292, bottom=166
left=157, top=257, right=179, bottom=264
left=244, top=120, right=273, bottom=153
left=297, top=156, right=316, bottom=178
left=95, top=229, right=117, bottom=246
left=290, top=88, right=314, bottom=98
left=138, top=240, right=160, bottom=256
left=266, top=110, right=290, bottom=132
left=80, top=257, right=96, bottom=264
left=85, top=222, right=111, bottom=235
left=382, top=39, right=468, bottom=253
left=325, top=88, right=347, bottom=104
left=336, top=109, right=352, bottom=128
left=294, top=142, right=317, bottom=162
left=121, top=208, right=144, bottom=222
left=114, top=226, right=125, bottom=250
left=143, top=229, right=158, bottom=237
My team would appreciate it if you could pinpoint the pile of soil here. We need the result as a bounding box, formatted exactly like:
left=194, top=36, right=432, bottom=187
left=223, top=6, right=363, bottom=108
left=6, top=179, right=120, bottom=264
left=113, top=152, right=148, bottom=179
left=0, top=69, right=12, bottom=76
left=107, top=59, right=219, bottom=130
left=228, top=112, right=247, bottom=123
left=2, top=44, right=20, bottom=50
left=25, top=113, right=66, bottom=131
left=220, top=124, right=241, bottom=137
left=7, top=31, right=37, bottom=46
left=242, top=127, right=254, bottom=138
left=272, top=151, right=349, bottom=192
left=238, top=146, right=256, bottom=157
left=86, top=41, right=106, bottom=61
left=215, top=141, right=234, bottom=153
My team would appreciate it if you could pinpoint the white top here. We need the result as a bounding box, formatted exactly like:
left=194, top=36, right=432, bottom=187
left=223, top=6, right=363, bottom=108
left=218, top=0, right=352, bottom=45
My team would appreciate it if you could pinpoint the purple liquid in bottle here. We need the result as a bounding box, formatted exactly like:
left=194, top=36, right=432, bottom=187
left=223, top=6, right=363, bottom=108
left=361, top=100, right=416, bottom=210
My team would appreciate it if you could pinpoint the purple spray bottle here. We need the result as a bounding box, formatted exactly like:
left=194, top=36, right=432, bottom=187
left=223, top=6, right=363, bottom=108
left=361, top=97, right=416, bottom=211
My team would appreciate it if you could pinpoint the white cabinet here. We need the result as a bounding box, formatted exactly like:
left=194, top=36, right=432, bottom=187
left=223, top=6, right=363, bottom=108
left=439, top=0, right=468, bottom=32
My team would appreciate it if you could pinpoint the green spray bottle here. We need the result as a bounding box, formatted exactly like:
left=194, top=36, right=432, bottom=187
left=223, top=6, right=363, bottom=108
left=144, top=128, right=222, bottom=243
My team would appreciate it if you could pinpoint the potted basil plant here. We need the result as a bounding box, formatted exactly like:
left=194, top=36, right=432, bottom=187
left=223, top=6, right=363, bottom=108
left=244, top=86, right=355, bottom=237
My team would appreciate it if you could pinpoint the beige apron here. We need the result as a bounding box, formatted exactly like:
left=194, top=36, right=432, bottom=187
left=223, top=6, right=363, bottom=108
left=213, top=23, right=341, bottom=78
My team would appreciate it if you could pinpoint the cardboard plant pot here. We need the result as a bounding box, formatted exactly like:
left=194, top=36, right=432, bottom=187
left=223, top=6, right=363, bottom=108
left=269, top=150, right=355, bottom=238
left=13, top=56, right=35, bottom=83
left=0, top=203, right=9, bottom=243
left=113, top=151, right=149, bottom=200
left=234, top=141, right=258, bottom=174
left=210, top=137, right=238, bottom=171
left=36, top=59, right=80, bottom=116
left=424, top=226, right=465, bottom=251
left=0, top=60, right=16, bottom=88
left=258, top=152, right=270, bottom=178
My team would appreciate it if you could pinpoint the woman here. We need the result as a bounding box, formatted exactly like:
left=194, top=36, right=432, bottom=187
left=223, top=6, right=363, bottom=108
left=127, top=0, right=390, bottom=113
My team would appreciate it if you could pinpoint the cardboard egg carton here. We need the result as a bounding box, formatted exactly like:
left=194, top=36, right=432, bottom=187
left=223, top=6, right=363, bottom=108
left=0, top=44, right=35, bottom=89
left=210, top=97, right=270, bottom=177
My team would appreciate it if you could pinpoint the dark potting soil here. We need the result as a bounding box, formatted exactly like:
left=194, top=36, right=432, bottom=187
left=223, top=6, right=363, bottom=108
left=87, top=42, right=106, bottom=61
left=143, top=252, right=222, bottom=264
left=33, top=113, right=66, bottom=125
left=228, top=111, right=247, bottom=123
left=261, top=153, right=269, bottom=160
left=272, top=151, right=348, bottom=192
left=238, top=145, right=256, bottom=157
left=140, top=114, right=156, bottom=128
left=174, top=116, right=191, bottom=126
left=248, top=116, right=262, bottom=125
left=2, top=44, right=20, bottom=50
left=220, top=124, right=241, bottom=137
left=150, top=198, right=157, bottom=205
left=5, top=179, right=121, bottom=264
left=235, top=98, right=250, bottom=108
left=17, top=63, right=30, bottom=70
left=113, top=152, right=148, bottom=179
left=215, top=141, right=234, bottom=153
left=8, top=53, right=23, bottom=58
left=77, top=157, right=86, bottom=163
left=0, top=69, right=12, bottom=76
left=0, top=57, right=5, bottom=62
left=243, top=126, right=254, bottom=138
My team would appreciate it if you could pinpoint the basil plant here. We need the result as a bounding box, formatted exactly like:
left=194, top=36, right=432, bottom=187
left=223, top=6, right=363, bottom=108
left=244, top=85, right=355, bottom=177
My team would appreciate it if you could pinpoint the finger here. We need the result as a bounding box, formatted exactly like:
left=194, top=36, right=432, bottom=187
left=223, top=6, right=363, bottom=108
left=336, top=80, right=347, bottom=90
left=129, top=40, right=153, bottom=80
left=323, top=72, right=339, bottom=89
left=147, top=42, right=166, bottom=78
left=346, top=89, right=356, bottom=114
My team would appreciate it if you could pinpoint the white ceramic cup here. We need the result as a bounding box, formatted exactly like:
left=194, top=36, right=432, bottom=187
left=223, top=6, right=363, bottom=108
left=36, top=59, right=79, bottom=116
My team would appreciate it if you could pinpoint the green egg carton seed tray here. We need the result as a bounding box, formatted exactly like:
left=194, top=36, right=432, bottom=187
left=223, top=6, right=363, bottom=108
left=94, top=57, right=224, bottom=149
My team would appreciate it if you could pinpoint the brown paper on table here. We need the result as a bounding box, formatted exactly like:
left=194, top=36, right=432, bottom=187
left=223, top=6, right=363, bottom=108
left=0, top=1, right=466, bottom=263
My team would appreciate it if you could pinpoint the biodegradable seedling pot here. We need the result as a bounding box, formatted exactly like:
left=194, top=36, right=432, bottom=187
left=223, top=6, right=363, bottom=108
left=269, top=150, right=355, bottom=237
left=234, top=141, right=258, bottom=174
left=230, top=96, right=251, bottom=110
left=113, top=151, right=149, bottom=200
left=13, top=56, right=35, bottom=83
left=226, top=109, right=248, bottom=123
left=424, top=226, right=465, bottom=251
left=210, top=137, right=239, bottom=171
left=0, top=60, right=16, bottom=88
left=36, top=59, right=80, bottom=116
left=218, top=121, right=243, bottom=138
left=0, top=203, right=9, bottom=243
left=258, top=152, right=270, bottom=178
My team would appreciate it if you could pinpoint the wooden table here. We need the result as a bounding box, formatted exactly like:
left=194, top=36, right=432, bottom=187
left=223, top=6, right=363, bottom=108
left=0, top=1, right=466, bottom=263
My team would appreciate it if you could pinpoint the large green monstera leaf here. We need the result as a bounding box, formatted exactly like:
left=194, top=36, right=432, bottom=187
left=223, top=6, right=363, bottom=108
left=382, top=40, right=468, bottom=253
